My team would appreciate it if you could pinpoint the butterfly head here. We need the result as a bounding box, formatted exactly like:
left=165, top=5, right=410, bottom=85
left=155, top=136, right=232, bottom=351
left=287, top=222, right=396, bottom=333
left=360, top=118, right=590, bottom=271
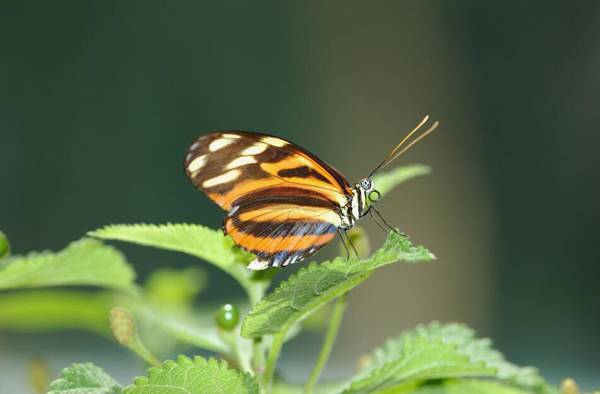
left=359, top=177, right=374, bottom=192
left=352, top=177, right=380, bottom=219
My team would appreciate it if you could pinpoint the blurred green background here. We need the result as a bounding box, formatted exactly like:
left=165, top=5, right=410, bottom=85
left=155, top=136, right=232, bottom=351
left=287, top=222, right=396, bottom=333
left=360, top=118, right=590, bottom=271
left=1, top=1, right=599, bottom=392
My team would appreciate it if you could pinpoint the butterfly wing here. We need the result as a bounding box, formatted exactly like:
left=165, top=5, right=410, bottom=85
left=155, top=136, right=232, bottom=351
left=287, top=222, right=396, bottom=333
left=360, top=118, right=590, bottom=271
left=224, top=187, right=341, bottom=269
left=185, top=132, right=352, bottom=210
left=184, top=131, right=352, bottom=269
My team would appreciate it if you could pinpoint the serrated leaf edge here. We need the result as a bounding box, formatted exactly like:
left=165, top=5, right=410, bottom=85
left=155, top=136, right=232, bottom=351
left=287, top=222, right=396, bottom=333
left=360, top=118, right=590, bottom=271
left=241, top=233, right=434, bottom=338
left=123, top=355, right=258, bottom=393
left=346, top=322, right=550, bottom=394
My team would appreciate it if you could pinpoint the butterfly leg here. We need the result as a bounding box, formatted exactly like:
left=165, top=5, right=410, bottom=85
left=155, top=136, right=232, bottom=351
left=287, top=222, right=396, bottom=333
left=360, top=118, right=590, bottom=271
left=338, top=229, right=351, bottom=260
left=341, top=229, right=360, bottom=259
left=370, top=206, right=406, bottom=237
left=369, top=209, right=389, bottom=234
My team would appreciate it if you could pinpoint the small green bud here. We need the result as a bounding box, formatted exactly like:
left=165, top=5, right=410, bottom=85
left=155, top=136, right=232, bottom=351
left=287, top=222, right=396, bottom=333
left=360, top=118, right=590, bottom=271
left=0, top=231, right=10, bottom=258
left=215, top=303, right=239, bottom=331
left=109, top=306, right=136, bottom=346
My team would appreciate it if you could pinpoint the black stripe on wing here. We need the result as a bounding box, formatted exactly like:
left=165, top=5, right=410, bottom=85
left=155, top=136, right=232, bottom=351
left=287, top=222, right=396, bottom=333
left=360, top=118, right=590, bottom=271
left=230, top=215, right=337, bottom=237
left=229, top=186, right=340, bottom=211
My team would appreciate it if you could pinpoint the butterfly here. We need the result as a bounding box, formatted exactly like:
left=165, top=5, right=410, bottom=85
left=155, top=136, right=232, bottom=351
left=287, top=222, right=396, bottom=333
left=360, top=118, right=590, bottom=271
left=184, top=116, right=438, bottom=270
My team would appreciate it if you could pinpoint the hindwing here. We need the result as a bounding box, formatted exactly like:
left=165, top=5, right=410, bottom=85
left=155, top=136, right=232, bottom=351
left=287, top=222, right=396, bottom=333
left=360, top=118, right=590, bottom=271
left=224, top=187, right=341, bottom=269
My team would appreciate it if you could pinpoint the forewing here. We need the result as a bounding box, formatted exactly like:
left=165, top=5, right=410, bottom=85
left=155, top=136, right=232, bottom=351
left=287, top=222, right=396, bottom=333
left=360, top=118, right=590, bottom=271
left=224, top=189, right=341, bottom=269
left=184, top=131, right=352, bottom=210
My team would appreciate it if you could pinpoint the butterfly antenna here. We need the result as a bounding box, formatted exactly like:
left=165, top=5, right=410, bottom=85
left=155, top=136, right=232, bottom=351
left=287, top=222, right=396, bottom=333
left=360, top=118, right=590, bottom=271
left=369, top=115, right=439, bottom=177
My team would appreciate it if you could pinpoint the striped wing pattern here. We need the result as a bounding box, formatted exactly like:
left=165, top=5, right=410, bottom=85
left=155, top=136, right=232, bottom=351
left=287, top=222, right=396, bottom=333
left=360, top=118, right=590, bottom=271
left=184, top=131, right=352, bottom=269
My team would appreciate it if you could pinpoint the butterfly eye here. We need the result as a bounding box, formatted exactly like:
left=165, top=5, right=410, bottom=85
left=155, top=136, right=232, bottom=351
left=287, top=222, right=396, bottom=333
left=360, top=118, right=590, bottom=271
left=368, top=190, right=381, bottom=203
left=361, top=178, right=372, bottom=190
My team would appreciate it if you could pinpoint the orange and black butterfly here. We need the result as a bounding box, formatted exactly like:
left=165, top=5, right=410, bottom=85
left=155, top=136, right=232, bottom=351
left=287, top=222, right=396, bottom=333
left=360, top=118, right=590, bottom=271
left=185, top=116, right=438, bottom=270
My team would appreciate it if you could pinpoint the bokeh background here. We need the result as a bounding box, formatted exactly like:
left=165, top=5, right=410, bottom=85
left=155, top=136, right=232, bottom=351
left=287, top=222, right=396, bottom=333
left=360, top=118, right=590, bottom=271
left=1, top=1, right=599, bottom=392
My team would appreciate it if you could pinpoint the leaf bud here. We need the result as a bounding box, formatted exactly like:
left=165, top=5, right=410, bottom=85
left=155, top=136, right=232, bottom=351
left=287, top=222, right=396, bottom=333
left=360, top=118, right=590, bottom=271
left=109, top=306, right=136, bottom=346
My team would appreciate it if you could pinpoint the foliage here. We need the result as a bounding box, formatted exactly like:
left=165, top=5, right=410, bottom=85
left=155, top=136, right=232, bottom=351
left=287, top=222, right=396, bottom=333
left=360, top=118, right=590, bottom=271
left=0, top=230, right=10, bottom=258
left=88, top=223, right=264, bottom=303
left=0, top=166, right=562, bottom=394
left=0, top=289, right=114, bottom=335
left=144, top=267, right=207, bottom=306
left=371, top=164, right=431, bottom=198
left=0, top=238, right=135, bottom=292
left=124, top=356, right=258, bottom=394
left=48, top=363, right=121, bottom=394
left=241, top=232, right=433, bottom=338
left=343, top=322, right=553, bottom=394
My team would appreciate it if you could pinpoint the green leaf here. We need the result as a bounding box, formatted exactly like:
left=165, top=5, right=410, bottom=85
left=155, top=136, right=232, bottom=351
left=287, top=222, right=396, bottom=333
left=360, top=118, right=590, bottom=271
left=0, top=230, right=10, bottom=258
left=89, top=224, right=257, bottom=298
left=375, top=379, right=534, bottom=394
left=371, top=164, right=431, bottom=198
left=144, top=267, right=208, bottom=307
left=272, top=381, right=346, bottom=394
left=0, top=289, right=114, bottom=335
left=48, top=362, right=122, bottom=394
left=241, top=232, right=434, bottom=338
left=124, top=355, right=258, bottom=394
left=0, top=238, right=135, bottom=292
left=136, top=304, right=230, bottom=355
left=344, top=322, right=552, bottom=394
left=87, top=165, right=428, bottom=301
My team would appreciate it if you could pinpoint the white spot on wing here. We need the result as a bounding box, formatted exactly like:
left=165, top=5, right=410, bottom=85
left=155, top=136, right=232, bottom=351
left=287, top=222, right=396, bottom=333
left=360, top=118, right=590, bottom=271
left=242, top=143, right=268, bottom=155
left=226, top=156, right=257, bottom=169
left=222, top=133, right=241, bottom=139
left=209, top=138, right=235, bottom=152
left=261, top=136, right=287, bottom=147
left=187, top=155, right=207, bottom=173
left=247, top=259, right=270, bottom=270
left=284, top=254, right=300, bottom=267
left=202, top=169, right=241, bottom=188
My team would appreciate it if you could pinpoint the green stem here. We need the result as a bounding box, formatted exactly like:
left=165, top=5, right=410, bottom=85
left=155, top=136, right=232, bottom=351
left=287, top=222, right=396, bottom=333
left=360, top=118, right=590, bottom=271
left=130, top=336, right=162, bottom=367
left=221, top=330, right=252, bottom=374
left=253, top=337, right=266, bottom=375
left=248, top=281, right=267, bottom=306
left=304, top=294, right=348, bottom=394
left=249, top=280, right=268, bottom=383
left=262, top=331, right=286, bottom=393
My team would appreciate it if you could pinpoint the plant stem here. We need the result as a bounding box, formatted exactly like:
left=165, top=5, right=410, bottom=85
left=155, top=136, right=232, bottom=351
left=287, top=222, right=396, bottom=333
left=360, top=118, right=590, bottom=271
left=304, top=294, right=348, bottom=394
left=249, top=281, right=268, bottom=383
left=253, top=337, right=265, bottom=374
left=220, top=329, right=252, bottom=374
left=130, top=336, right=162, bottom=367
left=248, top=281, right=266, bottom=306
left=261, top=331, right=285, bottom=393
